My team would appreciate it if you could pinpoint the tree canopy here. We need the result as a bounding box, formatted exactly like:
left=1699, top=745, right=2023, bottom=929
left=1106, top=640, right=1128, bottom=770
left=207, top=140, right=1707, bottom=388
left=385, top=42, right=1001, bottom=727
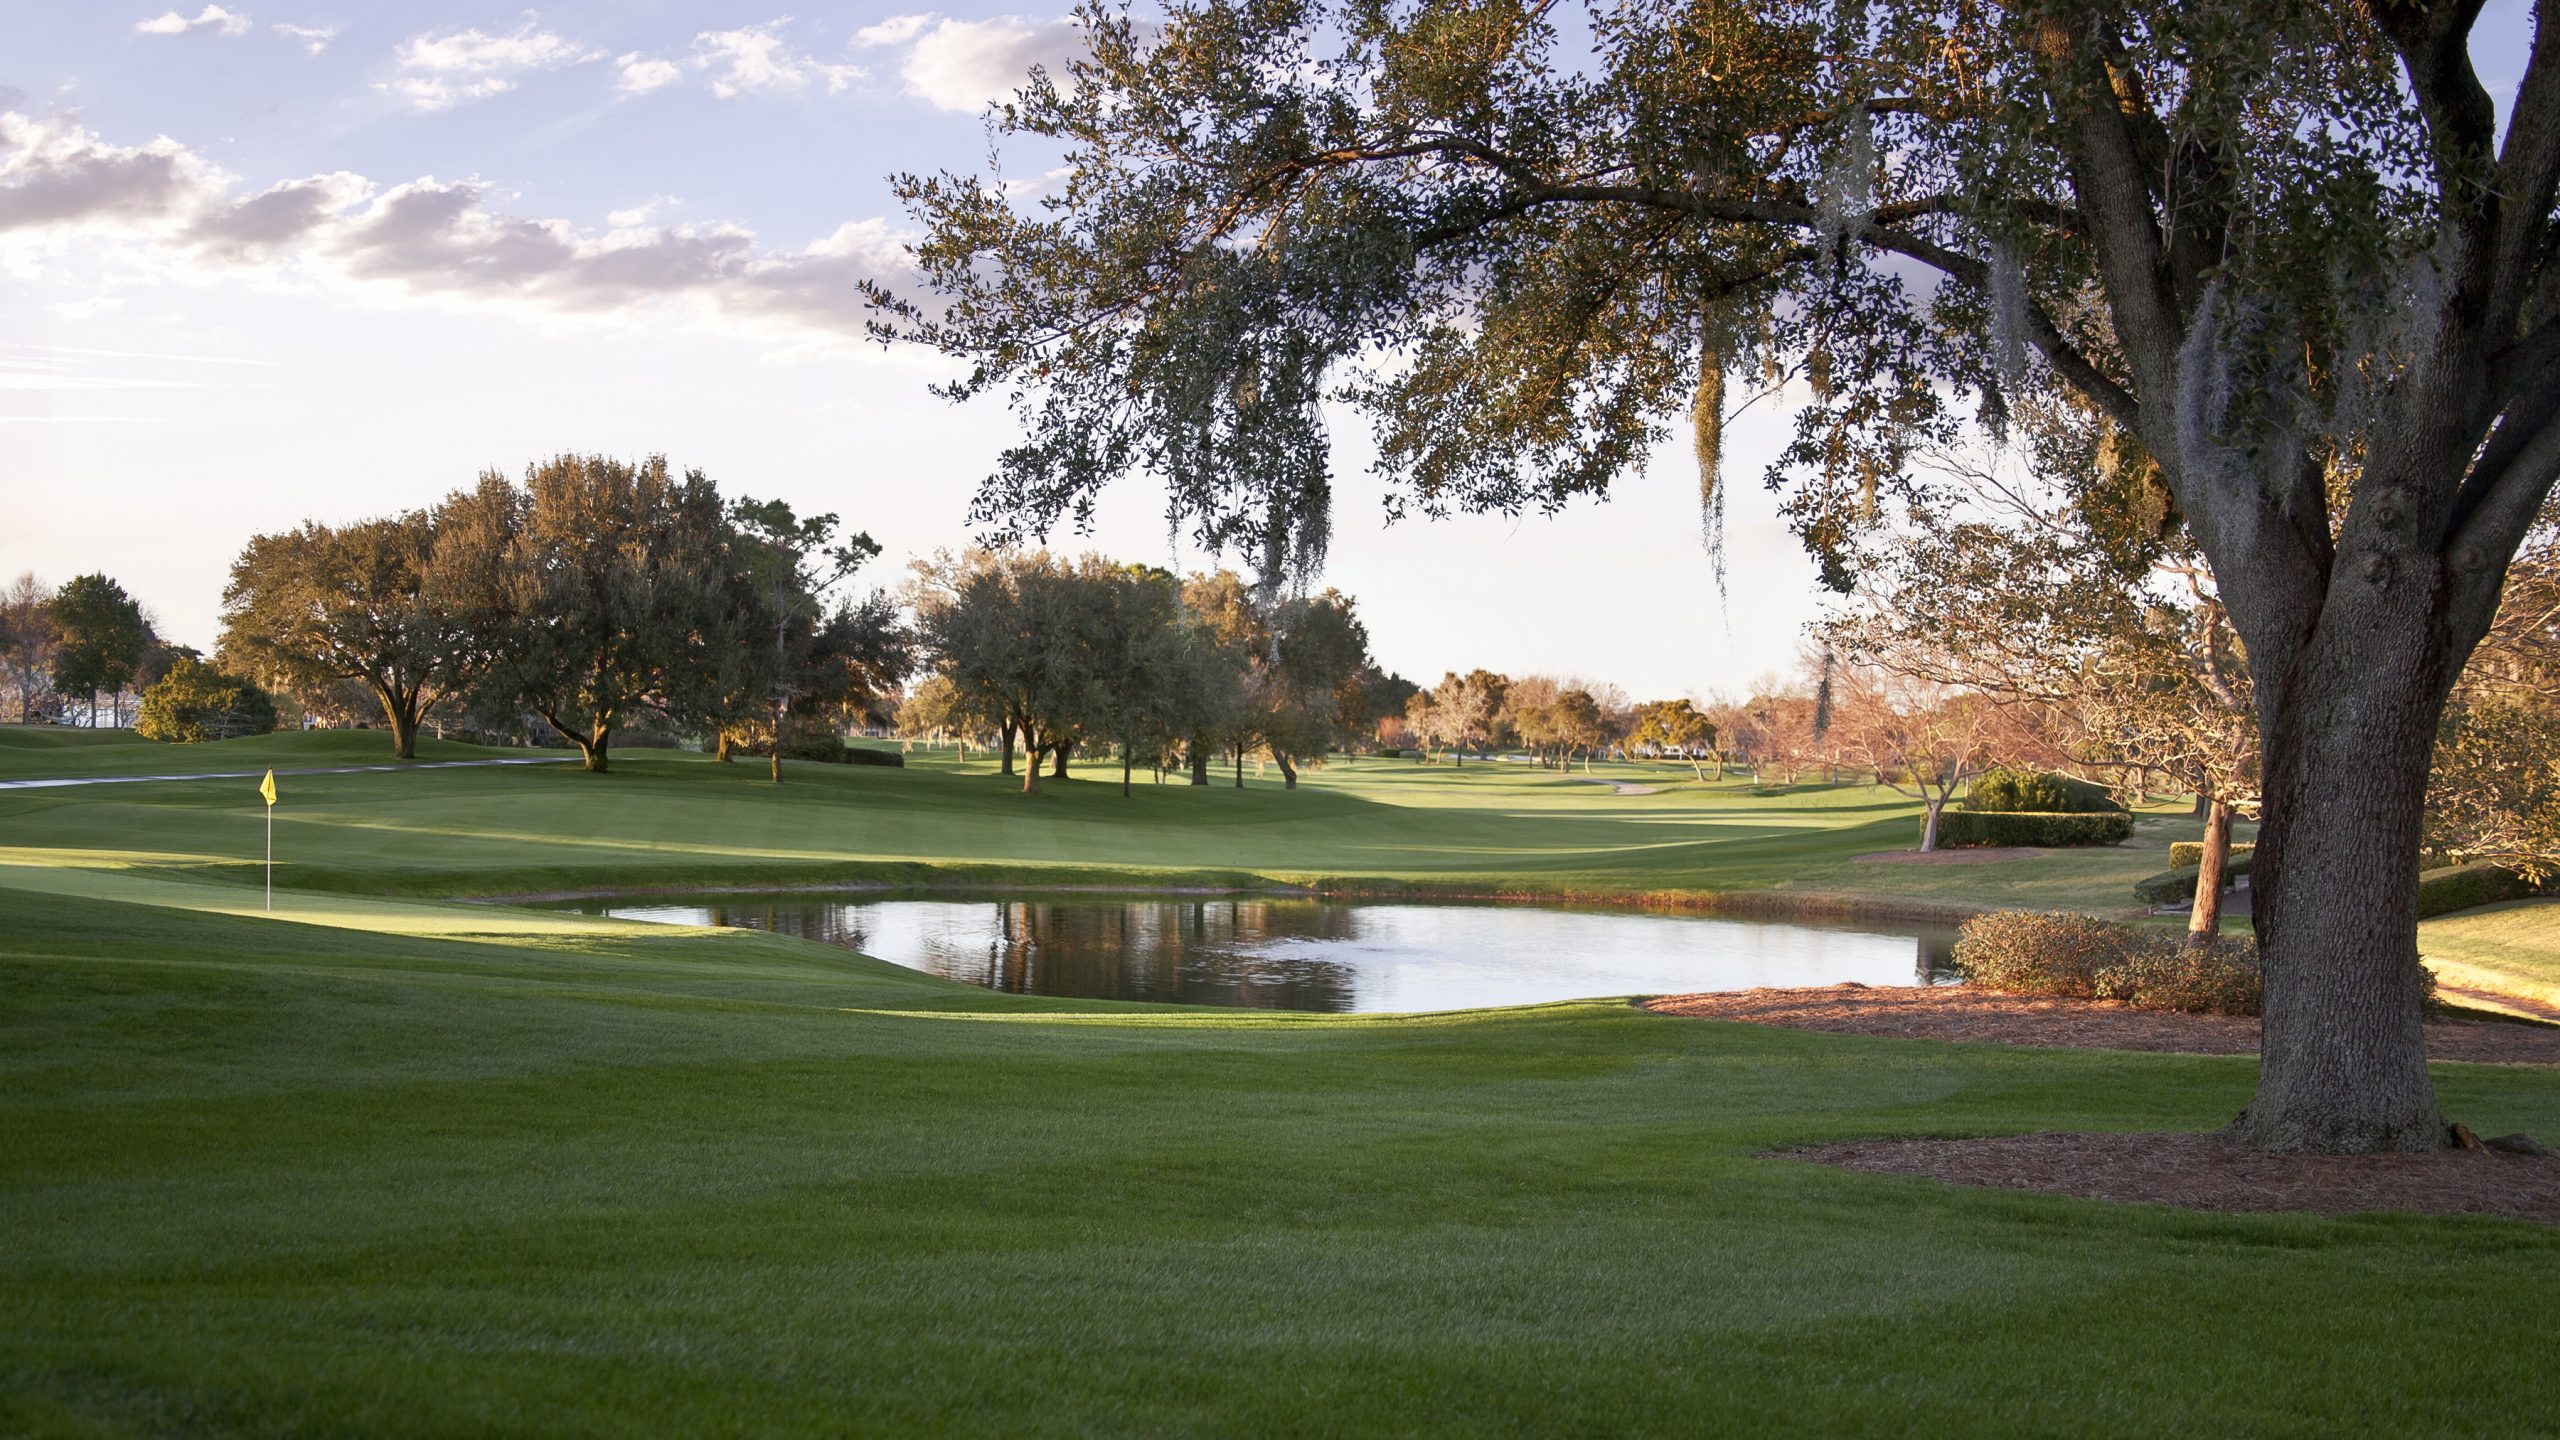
left=881, top=0, right=2560, bottom=1152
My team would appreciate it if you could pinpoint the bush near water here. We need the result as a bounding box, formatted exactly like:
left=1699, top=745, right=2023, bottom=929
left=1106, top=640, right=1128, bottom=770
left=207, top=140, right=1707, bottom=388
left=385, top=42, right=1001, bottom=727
left=1953, top=911, right=2270, bottom=1016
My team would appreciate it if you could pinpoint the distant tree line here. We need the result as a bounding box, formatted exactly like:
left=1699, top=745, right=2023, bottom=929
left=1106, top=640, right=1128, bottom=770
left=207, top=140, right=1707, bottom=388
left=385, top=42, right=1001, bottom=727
left=1, top=571, right=212, bottom=729
left=901, top=550, right=1402, bottom=796
left=215, top=454, right=911, bottom=775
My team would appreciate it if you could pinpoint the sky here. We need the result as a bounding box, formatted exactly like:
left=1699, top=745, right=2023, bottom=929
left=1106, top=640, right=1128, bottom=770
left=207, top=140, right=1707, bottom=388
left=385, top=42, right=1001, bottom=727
left=2, top=4, right=2536, bottom=700
left=0, top=1, right=1838, bottom=701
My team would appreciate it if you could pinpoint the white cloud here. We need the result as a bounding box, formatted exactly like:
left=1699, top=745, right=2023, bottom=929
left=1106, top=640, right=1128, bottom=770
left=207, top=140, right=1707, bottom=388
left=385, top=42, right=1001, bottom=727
left=0, top=112, right=230, bottom=235
left=614, top=52, right=683, bottom=95
left=691, top=20, right=864, bottom=99
left=880, top=14, right=1084, bottom=113
left=606, top=195, right=679, bottom=228
left=270, top=22, right=336, bottom=56
left=854, top=14, right=932, bottom=48
left=135, top=6, right=253, bottom=38
left=612, top=19, right=867, bottom=103
left=0, top=110, right=916, bottom=346
left=380, top=17, right=603, bottom=112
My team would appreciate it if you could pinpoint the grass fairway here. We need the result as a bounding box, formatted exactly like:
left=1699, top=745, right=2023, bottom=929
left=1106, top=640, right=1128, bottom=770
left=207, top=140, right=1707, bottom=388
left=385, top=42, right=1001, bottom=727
left=2421, top=899, right=2560, bottom=1012
left=3, top=730, right=2555, bottom=1435
left=0, top=728, right=2204, bottom=915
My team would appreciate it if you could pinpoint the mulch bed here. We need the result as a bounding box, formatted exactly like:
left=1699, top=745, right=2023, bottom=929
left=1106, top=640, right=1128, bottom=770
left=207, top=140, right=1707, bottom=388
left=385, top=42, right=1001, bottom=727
left=1788, top=1131, right=2560, bottom=1227
left=1850, top=846, right=2041, bottom=865
left=1642, top=983, right=2560, bottom=1065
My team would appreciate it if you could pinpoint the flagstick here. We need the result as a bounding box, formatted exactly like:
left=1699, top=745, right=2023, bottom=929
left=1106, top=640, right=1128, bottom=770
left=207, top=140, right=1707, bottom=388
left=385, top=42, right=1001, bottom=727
left=265, top=803, right=273, bottom=912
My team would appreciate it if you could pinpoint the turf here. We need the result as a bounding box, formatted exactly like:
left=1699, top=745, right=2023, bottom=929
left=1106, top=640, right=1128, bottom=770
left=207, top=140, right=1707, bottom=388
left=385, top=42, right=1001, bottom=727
left=2420, top=898, right=2560, bottom=1010
left=3, top=729, right=2554, bottom=1435
left=0, top=728, right=2203, bottom=915
left=3, top=877, right=2555, bottom=1437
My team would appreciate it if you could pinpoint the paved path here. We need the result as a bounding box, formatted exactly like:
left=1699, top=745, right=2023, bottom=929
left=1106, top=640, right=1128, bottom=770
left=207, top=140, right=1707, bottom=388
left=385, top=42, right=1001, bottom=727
left=0, top=757, right=580, bottom=791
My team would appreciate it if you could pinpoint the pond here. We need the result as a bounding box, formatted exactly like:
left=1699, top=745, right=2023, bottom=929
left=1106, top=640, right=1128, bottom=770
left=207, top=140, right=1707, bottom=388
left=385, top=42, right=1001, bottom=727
left=544, top=892, right=1961, bottom=1014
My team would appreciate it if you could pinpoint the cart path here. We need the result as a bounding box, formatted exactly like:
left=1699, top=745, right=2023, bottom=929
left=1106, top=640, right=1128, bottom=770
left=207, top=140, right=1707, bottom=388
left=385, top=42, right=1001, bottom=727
left=0, top=757, right=581, bottom=791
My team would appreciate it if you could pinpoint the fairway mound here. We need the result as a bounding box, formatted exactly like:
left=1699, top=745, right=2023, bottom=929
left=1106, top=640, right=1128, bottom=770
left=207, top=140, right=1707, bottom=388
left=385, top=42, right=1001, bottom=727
left=1641, top=984, right=2560, bottom=1065
left=1851, top=846, right=2040, bottom=865
left=1788, top=1131, right=2560, bottom=1227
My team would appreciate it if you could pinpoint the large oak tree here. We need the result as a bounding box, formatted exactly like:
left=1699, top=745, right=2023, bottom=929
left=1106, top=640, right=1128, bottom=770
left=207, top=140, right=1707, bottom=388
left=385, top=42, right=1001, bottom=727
left=879, top=0, right=2560, bottom=1152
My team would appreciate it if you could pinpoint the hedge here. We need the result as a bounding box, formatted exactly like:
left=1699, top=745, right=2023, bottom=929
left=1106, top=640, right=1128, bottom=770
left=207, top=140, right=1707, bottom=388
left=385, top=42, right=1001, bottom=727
left=1934, top=809, right=2134, bottom=849
left=843, top=746, right=905, bottom=768
left=2416, top=863, right=2540, bottom=918
left=2168, top=841, right=2256, bottom=870
left=2135, top=848, right=2256, bottom=905
left=1962, top=768, right=2124, bottom=814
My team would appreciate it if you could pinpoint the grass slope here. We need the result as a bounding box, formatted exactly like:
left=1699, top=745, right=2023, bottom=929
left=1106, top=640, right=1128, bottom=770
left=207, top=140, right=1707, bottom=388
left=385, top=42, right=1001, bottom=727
left=0, top=729, right=2201, bottom=916
left=2, top=874, right=2554, bottom=1437
left=2421, top=898, right=2560, bottom=1011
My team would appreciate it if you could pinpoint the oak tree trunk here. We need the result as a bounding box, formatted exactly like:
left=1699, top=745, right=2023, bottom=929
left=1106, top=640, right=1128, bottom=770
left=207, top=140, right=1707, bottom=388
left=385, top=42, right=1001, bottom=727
left=1021, top=745, right=1042, bottom=794
left=384, top=703, right=420, bottom=760
left=1190, top=736, right=1211, bottom=785
left=2225, top=599, right=2450, bottom=1153
left=1001, top=721, right=1017, bottom=777
left=1052, top=742, right=1070, bottom=780
left=1274, top=751, right=1297, bottom=790
left=1917, top=794, right=1946, bottom=852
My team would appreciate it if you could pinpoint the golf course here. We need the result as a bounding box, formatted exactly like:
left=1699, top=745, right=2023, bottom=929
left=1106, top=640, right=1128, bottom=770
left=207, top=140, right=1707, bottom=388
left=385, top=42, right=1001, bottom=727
left=4, top=727, right=2556, bottom=1436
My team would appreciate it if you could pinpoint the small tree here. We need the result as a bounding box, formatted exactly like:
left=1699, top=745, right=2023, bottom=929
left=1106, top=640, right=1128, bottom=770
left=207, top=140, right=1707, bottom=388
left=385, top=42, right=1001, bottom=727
left=712, top=497, right=897, bottom=783
left=48, top=573, right=147, bottom=729
left=219, top=499, right=499, bottom=760
left=1838, top=672, right=2003, bottom=853
left=135, top=658, right=278, bottom=743
left=465, top=456, right=733, bottom=773
left=0, top=573, right=62, bottom=724
left=1629, top=700, right=1719, bottom=781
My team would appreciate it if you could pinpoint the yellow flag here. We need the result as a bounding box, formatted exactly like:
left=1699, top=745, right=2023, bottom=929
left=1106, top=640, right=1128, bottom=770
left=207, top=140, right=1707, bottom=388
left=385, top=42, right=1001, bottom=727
left=258, top=769, right=277, bottom=808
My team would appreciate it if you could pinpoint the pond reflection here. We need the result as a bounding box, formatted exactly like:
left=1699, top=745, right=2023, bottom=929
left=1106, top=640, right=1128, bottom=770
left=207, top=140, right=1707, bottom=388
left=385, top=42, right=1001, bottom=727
left=563, top=893, right=1961, bottom=1014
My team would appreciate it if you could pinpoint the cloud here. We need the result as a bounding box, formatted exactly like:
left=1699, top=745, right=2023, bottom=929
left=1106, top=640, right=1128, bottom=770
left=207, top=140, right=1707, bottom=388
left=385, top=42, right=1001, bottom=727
left=0, top=112, right=228, bottom=235
left=270, top=21, right=335, bottom=55
left=611, top=19, right=867, bottom=103
left=0, top=110, right=917, bottom=347
left=135, top=6, right=253, bottom=37
left=690, top=20, right=864, bottom=99
left=614, top=52, right=683, bottom=95
left=853, top=14, right=932, bottom=48
left=607, top=195, right=679, bottom=228
left=874, top=13, right=1085, bottom=113
left=189, top=171, right=372, bottom=257
left=380, top=17, right=603, bottom=111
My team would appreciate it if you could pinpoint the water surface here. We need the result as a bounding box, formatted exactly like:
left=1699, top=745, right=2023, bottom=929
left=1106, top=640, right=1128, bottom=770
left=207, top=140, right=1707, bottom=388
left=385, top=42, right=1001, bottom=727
left=552, top=893, right=1959, bottom=1013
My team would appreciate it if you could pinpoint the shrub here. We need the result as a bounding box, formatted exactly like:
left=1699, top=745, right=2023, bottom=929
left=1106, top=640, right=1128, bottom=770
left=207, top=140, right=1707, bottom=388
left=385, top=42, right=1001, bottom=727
left=780, top=732, right=848, bottom=763
left=2168, top=841, right=2256, bottom=870
left=134, top=659, right=278, bottom=743
left=1963, top=768, right=2123, bottom=814
left=1951, top=912, right=2131, bottom=996
left=1952, top=911, right=2266, bottom=1017
left=2133, top=849, right=2255, bottom=905
left=1934, top=810, right=2134, bottom=848
left=2416, top=863, right=2540, bottom=918
left=842, top=746, right=905, bottom=768
left=2099, top=937, right=2264, bottom=1015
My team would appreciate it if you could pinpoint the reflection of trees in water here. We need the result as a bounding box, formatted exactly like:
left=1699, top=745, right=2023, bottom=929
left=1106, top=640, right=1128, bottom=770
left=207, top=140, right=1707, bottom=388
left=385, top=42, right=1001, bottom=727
left=646, top=896, right=1957, bottom=1012
left=969, top=900, right=1363, bottom=1011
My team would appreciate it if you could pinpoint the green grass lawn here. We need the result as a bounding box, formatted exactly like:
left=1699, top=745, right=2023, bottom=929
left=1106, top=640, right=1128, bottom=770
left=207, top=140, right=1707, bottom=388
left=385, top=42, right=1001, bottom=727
left=0, top=727, right=2206, bottom=917
left=2420, top=899, right=2560, bottom=1011
left=3, top=728, right=2553, bottom=1435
